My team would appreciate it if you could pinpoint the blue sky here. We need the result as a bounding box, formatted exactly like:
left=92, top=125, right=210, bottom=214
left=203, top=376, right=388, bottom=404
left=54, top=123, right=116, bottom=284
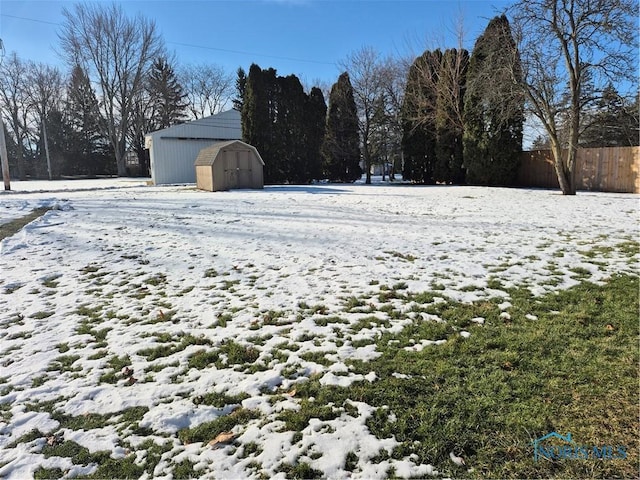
left=1, top=0, right=514, bottom=86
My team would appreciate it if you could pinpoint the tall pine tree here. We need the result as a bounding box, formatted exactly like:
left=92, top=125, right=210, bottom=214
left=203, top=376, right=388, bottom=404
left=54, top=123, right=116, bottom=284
left=66, top=64, right=113, bottom=175
left=275, top=74, right=306, bottom=183
left=233, top=67, right=247, bottom=111
left=242, top=64, right=327, bottom=184
left=149, top=57, right=187, bottom=129
left=303, top=87, right=327, bottom=182
left=581, top=84, right=639, bottom=147
left=322, top=72, right=361, bottom=182
left=463, top=15, right=523, bottom=186
left=435, top=48, right=468, bottom=184
left=401, top=50, right=441, bottom=183
left=243, top=65, right=281, bottom=184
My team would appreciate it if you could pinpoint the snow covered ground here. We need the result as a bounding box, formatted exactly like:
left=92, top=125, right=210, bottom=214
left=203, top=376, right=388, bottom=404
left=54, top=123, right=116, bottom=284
left=0, top=180, right=637, bottom=479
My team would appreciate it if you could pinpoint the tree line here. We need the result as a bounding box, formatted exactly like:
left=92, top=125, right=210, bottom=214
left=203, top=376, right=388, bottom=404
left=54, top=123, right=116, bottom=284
left=239, top=7, right=636, bottom=190
left=0, top=3, right=235, bottom=180
left=0, top=1, right=637, bottom=194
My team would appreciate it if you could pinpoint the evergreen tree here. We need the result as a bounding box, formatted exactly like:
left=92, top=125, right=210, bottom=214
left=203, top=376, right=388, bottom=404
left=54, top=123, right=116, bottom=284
left=66, top=64, right=113, bottom=175
left=233, top=67, right=247, bottom=111
left=41, top=108, right=69, bottom=178
left=581, top=84, right=639, bottom=147
left=242, top=64, right=282, bottom=183
left=149, top=57, right=187, bottom=129
left=243, top=64, right=326, bottom=184
left=463, top=15, right=523, bottom=186
left=401, top=50, right=441, bottom=183
left=322, top=72, right=361, bottom=182
left=303, top=87, right=327, bottom=182
left=435, top=48, right=468, bottom=184
left=275, top=74, right=306, bottom=183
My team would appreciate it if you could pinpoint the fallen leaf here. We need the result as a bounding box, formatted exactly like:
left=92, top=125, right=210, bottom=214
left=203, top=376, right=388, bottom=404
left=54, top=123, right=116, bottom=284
left=208, top=431, right=236, bottom=447
left=606, top=324, right=615, bottom=331
left=286, top=388, right=297, bottom=397
left=450, top=451, right=465, bottom=466
left=47, top=434, right=63, bottom=446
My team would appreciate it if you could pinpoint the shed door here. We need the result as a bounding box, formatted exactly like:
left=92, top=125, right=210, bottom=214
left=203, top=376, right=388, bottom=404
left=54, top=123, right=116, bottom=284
left=237, top=150, right=252, bottom=187
left=224, top=152, right=238, bottom=189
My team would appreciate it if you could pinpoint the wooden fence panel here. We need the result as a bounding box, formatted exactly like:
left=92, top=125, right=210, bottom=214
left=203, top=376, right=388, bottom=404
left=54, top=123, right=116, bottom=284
left=518, top=146, right=639, bottom=193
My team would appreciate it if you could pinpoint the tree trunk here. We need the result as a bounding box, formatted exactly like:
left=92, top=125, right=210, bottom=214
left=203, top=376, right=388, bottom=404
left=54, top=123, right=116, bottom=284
left=116, top=153, right=127, bottom=177
left=114, top=136, right=127, bottom=177
left=564, top=146, right=577, bottom=195
left=551, top=145, right=576, bottom=195
left=364, top=147, right=371, bottom=184
left=16, top=145, right=25, bottom=181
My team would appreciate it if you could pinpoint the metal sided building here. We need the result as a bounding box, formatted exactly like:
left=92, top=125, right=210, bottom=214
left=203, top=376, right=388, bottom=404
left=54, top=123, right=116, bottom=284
left=145, top=109, right=242, bottom=185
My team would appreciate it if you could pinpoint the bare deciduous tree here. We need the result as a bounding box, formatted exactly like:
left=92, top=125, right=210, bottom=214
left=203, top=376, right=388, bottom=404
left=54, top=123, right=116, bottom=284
left=0, top=52, right=30, bottom=179
left=27, top=62, right=65, bottom=179
left=376, top=56, right=408, bottom=180
left=401, top=10, right=469, bottom=141
left=59, top=3, right=164, bottom=176
left=180, top=63, right=233, bottom=119
left=508, top=0, right=638, bottom=195
left=340, top=46, right=385, bottom=184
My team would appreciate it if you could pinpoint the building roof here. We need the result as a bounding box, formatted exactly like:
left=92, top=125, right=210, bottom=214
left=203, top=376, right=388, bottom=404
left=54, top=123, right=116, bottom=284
left=145, top=109, right=242, bottom=141
left=194, top=140, right=265, bottom=167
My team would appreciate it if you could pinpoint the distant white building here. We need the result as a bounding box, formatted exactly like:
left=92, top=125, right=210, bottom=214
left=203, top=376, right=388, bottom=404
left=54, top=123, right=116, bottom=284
left=145, top=109, right=242, bottom=185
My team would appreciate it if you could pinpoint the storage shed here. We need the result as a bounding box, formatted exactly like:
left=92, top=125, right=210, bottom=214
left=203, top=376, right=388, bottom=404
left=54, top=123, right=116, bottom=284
left=195, top=140, right=265, bottom=191
left=145, top=109, right=242, bottom=185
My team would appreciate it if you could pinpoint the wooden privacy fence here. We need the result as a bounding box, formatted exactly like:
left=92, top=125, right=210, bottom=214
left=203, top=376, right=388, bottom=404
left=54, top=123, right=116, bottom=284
left=517, top=146, right=640, bottom=193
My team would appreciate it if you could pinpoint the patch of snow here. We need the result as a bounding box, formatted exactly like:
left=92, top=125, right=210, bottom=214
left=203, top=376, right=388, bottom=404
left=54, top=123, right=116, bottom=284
left=0, top=181, right=637, bottom=479
left=498, top=301, right=512, bottom=310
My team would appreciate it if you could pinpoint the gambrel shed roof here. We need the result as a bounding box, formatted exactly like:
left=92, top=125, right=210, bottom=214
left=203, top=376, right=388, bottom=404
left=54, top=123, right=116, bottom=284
left=194, top=140, right=265, bottom=167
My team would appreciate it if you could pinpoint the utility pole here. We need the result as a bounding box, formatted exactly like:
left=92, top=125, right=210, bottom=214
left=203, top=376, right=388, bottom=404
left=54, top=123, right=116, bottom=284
left=43, top=119, right=52, bottom=180
left=0, top=39, right=9, bottom=190
left=0, top=121, right=10, bottom=190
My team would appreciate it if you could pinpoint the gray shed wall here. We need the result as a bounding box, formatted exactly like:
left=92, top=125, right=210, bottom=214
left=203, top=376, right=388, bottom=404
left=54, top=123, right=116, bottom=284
left=147, top=109, right=242, bottom=185
left=150, top=138, right=221, bottom=185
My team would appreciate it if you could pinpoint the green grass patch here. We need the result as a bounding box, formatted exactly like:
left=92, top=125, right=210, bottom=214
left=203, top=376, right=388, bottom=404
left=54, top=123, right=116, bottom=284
left=178, top=408, right=259, bottom=444
left=193, top=391, right=249, bottom=407
left=313, top=316, right=347, bottom=327
left=172, top=459, right=197, bottom=479
left=383, top=250, right=417, bottom=262
left=99, top=355, right=132, bottom=383
left=47, top=355, right=81, bottom=373
left=0, top=208, right=51, bottom=241
left=276, top=399, right=341, bottom=432
left=52, top=406, right=149, bottom=431
left=34, top=467, right=65, bottom=479
left=276, top=461, right=323, bottom=479
left=144, top=273, right=167, bottom=286
left=299, top=351, right=335, bottom=367
left=43, top=440, right=110, bottom=466
left=616, top=240, right=639, bottom=257
left=138, top=333, right=212, bottom=361
left=188, top=349, right=220, bottom=370
left=292, top=274, right=639, bottom=479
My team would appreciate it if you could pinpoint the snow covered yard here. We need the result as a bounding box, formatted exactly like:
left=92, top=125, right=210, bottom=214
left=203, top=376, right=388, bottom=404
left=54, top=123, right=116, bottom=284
left=0, top=182, right=637, bottom=479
